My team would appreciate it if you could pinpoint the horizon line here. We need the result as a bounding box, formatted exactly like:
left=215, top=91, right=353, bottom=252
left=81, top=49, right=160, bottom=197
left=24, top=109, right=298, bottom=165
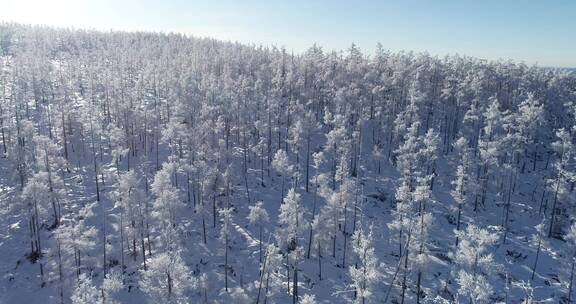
left=1, top=20, right=574, bottom=69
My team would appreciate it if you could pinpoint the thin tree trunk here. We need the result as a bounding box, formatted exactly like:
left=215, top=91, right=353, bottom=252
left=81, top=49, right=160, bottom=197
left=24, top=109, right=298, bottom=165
left=256, top=247, right=269, bottom=304
left=569, top=255, right=575, bottom=304
left=259, top=225, right=263, bottom=264
left=318, top=243, right=322, bottom=280
left=531, top=238, right=541, bottom=281
left=224, top=235, right=228, bottom=292
left=548, top=176, right=561, bottom=237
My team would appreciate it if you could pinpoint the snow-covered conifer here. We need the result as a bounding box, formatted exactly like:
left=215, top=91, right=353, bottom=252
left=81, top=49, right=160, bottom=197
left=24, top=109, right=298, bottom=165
left=248, top=201, right=270, bottom=263
left=451, top=225, right=499, bottom=304
left=272, top=149, right=294, bottom=199
left=219, top=207, right=234, bottom=292
left=71, top=274, right=100, bottom=304
left=140, top=251, right=195, bottom=304
left=349, top=224, right=380, bottom=304
left=150, top=162, right=183, bottom=252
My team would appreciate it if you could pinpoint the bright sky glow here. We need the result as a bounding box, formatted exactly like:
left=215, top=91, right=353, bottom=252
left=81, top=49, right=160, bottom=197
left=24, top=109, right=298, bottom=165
left=1, top=0, right=574, bottom=67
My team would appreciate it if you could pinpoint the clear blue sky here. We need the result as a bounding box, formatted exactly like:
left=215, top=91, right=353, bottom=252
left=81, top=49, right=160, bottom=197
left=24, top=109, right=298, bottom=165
left=1, top=0, right=575, bottom=67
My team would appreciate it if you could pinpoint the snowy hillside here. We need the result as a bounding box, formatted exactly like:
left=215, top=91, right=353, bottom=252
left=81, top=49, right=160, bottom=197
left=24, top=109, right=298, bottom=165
left=0, top=23, right=575, bottom=304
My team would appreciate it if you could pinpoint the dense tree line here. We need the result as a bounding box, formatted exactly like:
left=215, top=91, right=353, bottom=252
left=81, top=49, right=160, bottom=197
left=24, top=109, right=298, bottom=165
left=0, top=23, right=575, bottom=303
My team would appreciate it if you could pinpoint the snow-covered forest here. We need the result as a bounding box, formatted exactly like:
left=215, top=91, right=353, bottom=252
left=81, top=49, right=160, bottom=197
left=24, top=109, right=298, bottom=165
left=0, top=23, right=575, bottom=304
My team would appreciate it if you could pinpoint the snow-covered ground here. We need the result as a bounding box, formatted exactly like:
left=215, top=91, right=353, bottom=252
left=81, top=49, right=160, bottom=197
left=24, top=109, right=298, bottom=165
left=0, top=23, right=574, bottom=304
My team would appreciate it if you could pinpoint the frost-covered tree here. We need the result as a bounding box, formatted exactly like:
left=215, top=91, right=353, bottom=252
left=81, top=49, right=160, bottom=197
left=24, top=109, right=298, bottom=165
left=161, top=117, right=188, bottom=160
left=71, top=274, right=100, bottom=304
left=451, top=225, right=499, bottom=304
left=81, top=101, right=104, bottom=202
left=412, top=176, right=433, bottom=303
left=451, top=137, right=475, bottom=245
left=219, top=207, right=234, bottom=292
left=394, top=76, right=424, bottom=145
left=276, top=189, right=305, bottom=252
left=395, top=122, right=421, bottom=183
left=315, top=174, right=342, bottom=260
left=34, top=135, right=67, bottom=227
left=109, top=125, right=129, bottom=173
left=140, top=251, right=195, bottom=304
left=310, top=173, right=337, bottom=279
left=477, top=97, right=508, bottom=211
left=276, top=188, right=305, bottom=301
left=565, top=223, right=576, bottom=303
left=349, top=224, right=380, bottom=304
left=311, top=207, right=333, bottom=280
left=248, top=201, right=270, bottom=263
left=22, top=171, right=51, bottom=282
left=112, top=171, right=145, bottom=273
left=150, top=162, right=183, bottom=253
left=58, top=203, right=98, bottom=278
left=530, top=221, right=547, bottom=281
left=306, top=152, right=326, bottom=259
left=256, top=243, right=284, bottom=304
left=421, top=129, right=440, bottom=189
left=102, top=270, right=123, bottom=304
left=388, top=176, right=415, bottom=304
left=451, top=162, right=467, bottom=246
left=371, top=143, right=385, bottom=175
left=272, top=149, right=294, bottom=200
left=388, top=178, right=412, bottom=258
left=9, top=118, right=36, bottom=189
left=303, top=111, right=320, bottom=192
left=324, top=110, right=353, bottom=189
left=515, top=93, right=544, bottom=172
left=548, top=128, right=576, bottom=237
